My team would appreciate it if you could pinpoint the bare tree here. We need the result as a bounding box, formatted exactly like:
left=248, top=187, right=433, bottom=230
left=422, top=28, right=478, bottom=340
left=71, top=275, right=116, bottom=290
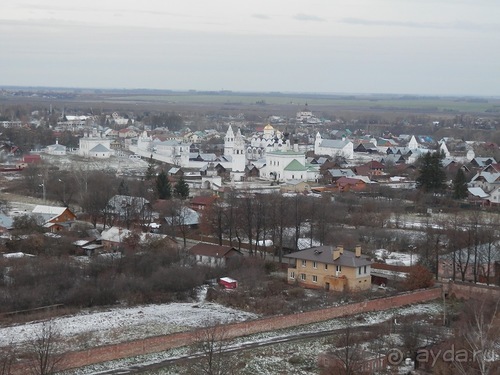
left=201, top=196, right=225, bottom=245
left=267, top=192, right=288, bottom=263
left=80, top=171, right=116, bottom=228
left=325, top=325, right=365, bottom=375
left=161, top=199, right=192, bottom=248
left=188, top=318, right=236, bottom=375
left=0, top=346, right=15, bottom=375
left=453, top=298, right=500, bottom=375
left=27, top=320, right=63, bottom=375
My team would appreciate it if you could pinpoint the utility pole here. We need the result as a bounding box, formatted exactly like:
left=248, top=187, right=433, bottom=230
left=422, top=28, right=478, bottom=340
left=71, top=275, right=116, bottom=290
left=58, top=179, right=66, bottom=206
left=38, top=174, right=46, bottom=202
left=442, top=286, right=447, bottom=326
left=40, top=181, right=46, bottom=202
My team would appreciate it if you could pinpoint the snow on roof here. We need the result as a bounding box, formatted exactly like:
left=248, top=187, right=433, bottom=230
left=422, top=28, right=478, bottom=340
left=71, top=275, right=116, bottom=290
left=32, top=205, right=67, bottom=216
left=82, top=244, right=103, bottom=250
left=164, top=207, right=199, bottom=226
left=3, top=252, right=35, bottom=258
left=99, top=226, right=132, bottom=242
left=468, top=187, right=489, bottom=198
left=471, top=171, right=500, bottom=183
left=73, top=240, right=91, bottom=246
left=220, top=277, right=237, bottom=283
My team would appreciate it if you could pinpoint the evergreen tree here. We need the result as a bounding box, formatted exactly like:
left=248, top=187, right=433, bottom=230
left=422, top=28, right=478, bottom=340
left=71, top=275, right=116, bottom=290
left=145, top=155, right=156, bottom=181
left=174, top=176, right=190, bottom=200
left=416, top=152, right=447, bottom=192
left=117, top=179, right=129, bottom=195
left=452, top=168, right=468, bottom=199
left=156, top=170, right=172, bottom=199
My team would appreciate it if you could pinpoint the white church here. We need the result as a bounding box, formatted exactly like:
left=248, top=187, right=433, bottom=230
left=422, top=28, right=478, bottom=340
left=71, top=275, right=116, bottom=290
left=79, top=129, right=114, bottom=158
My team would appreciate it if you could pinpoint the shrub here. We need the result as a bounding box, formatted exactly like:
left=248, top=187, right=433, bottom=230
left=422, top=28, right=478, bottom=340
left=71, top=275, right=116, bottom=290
left=404, top=265, right=434, bottom=290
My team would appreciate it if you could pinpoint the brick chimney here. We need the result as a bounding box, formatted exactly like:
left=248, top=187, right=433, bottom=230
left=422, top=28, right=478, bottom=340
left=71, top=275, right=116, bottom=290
left=355, top=245, right=362, bottom=258
left=337, top=245, right=344, bottom=255
left=333, top=248, right=341, bottom=261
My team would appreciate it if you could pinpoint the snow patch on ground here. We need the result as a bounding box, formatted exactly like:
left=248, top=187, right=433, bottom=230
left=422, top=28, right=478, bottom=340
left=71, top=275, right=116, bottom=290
left=0, top=301, right=258, bottom=349
left=375, top=249, right=419, bottom=266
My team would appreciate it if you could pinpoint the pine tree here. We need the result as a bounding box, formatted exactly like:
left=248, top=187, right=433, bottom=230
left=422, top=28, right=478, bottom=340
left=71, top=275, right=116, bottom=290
left=174, top=175, right=190, bottom=200
left=452, top=168, right=468, bottom=199
left=156, top=170, right=172, bottom=199
left=416, top=152, right=447, bottom=192
left=117, top=179, right=129, bottom=195
left=145, top=155, right=156, bottom=181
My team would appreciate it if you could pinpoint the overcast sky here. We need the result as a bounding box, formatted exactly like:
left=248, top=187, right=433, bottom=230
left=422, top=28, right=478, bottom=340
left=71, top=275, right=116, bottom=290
left=1, top=0, right=499, bottom=96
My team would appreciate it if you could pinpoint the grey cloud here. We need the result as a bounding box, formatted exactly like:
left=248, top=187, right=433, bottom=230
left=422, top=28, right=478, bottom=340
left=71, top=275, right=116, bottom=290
left=293, top=13, right=325, bottom=22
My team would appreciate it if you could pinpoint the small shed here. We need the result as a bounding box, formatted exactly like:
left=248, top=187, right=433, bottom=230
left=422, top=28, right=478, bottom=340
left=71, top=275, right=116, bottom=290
left=219, top=277, right=238, bottom=289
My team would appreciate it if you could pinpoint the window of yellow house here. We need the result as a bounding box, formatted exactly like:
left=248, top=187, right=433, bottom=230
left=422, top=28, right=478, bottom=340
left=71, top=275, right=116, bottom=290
left=290, top=271, right=295, bottom=279
left=300, top=273, right=306, bottom=281
left=301, top=260, right=306, bottom=267
left=312, top=275, right=318, bottom=283
left=313, top=261, right=317, bottom=269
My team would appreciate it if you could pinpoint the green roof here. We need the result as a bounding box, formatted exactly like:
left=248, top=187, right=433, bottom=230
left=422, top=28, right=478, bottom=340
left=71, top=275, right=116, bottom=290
left=284, top=159, right=307, bottom=171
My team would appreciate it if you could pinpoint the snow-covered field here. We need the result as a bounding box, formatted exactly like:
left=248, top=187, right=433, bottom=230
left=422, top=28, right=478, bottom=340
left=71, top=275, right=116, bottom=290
left=0, top=288, right=258, bottom=350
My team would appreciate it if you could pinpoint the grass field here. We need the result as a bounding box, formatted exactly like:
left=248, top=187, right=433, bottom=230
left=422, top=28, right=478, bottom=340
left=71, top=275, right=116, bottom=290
left=3, top=87, right=500, bottom=114
left=107, top=92, right=500, bottom=114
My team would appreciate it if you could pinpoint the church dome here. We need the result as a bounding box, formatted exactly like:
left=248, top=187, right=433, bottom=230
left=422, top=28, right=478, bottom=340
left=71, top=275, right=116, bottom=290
left=264, top=124, right=274, bottom=131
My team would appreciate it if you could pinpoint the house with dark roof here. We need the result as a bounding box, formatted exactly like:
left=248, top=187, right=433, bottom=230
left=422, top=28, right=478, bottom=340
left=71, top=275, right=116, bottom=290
left=285, top=245, right=372, bottom=292
left=188, top=243, right=243, bottom=267
left=324, top=168, right=356, bottom=184
left=245, top=164, right=260, bottom=178
left=354, top=141, right=378, bottom=154
left=363, top=160, right=385, bottom=175
left=168, top=167, right=184, bottom=177
left=469, top=157, right=497, bottom=169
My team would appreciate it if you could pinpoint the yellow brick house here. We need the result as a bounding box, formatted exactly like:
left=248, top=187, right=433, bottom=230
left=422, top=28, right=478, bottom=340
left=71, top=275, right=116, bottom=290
left=285, top=245, right=372, bottom=292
